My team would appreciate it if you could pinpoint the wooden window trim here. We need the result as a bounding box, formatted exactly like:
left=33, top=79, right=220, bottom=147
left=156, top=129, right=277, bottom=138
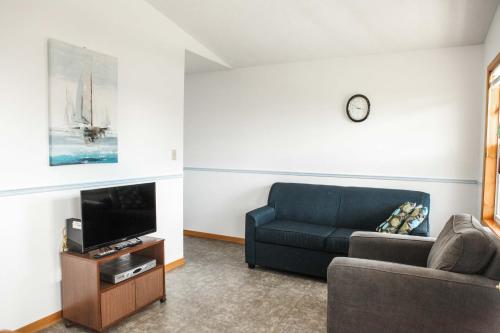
left=481, top=52, right=500, bottom=238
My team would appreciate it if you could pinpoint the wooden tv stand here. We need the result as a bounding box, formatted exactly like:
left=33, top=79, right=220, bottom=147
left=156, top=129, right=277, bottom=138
left=61, top=237, right=166, bottom=331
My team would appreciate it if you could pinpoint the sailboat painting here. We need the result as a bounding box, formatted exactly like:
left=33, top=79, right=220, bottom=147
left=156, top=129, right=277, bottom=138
left=48, top=39, right=118, bottom=166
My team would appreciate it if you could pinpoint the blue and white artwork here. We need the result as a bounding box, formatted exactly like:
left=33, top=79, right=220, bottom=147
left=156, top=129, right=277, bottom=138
left=48, top=39, right=118, bottom=166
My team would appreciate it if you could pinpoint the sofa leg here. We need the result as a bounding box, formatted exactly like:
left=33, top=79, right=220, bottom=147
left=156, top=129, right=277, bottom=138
left=248, top=263, right=255, bottom=269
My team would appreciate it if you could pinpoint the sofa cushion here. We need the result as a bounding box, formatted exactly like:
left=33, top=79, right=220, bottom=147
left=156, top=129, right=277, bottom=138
left=376, top=202, right=416, bottom=234
left=324, top=228, right=356, bottom=254
left=337, top=186, right=430, bottom=232
left=256, top=220, right=335, bottom=251
left=268, top=183, right=341, bottom=226
left=427, top=214, right=496, bottom=274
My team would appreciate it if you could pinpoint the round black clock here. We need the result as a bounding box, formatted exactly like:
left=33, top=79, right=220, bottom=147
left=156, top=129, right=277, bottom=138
left=346, top=94, right=370, bottom=122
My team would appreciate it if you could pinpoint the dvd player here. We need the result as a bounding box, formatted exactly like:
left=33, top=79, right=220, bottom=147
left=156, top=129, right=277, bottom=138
left=100, top=254, right=156, bottom=284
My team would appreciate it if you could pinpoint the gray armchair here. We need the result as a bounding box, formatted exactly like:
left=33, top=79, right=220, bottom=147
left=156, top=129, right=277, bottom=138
left=327, top=215, right=500, bottom=333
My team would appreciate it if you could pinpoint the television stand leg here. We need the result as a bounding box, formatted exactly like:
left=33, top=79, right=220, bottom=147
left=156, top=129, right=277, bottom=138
left=160, top=296, right=167, bottom=303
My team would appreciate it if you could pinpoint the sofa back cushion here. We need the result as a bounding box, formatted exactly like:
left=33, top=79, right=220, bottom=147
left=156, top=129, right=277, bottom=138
left=337, top=187, right=430, bottom=232
left=268, top=183, right=341, bottom=225
left=427, top=214, right=496, bottom=274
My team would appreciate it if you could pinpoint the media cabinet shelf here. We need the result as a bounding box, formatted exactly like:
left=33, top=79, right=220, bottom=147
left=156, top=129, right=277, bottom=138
left=99, top=265, right=164, bottom=292
left=67, top=237, right=164, bottom=263
left=61, top=236, right=166, bottom=332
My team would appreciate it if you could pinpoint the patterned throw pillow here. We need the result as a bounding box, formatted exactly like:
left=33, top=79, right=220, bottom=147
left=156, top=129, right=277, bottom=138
left=397, top=205, right=429, bottom=235
left=376, top=202, right=416, bottom=234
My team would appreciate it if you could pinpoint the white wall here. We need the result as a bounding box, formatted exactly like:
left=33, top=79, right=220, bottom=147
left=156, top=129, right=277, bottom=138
left=0, top=0, right=214, bottom=329
left=484, top=3, right=500, bottom=68
left=184, top=46, right=484, bottom=238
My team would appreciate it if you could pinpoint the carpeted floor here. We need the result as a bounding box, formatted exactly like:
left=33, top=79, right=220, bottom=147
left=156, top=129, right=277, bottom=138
left=43, top=236, right=327, bottom=332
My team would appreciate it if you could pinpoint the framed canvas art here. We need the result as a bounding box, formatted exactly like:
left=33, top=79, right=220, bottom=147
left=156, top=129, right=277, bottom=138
left=48, top=39, right=118, bottom=166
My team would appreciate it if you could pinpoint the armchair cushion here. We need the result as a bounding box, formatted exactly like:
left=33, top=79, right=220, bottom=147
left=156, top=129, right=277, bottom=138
left=428, top=214, right=496, bottom=274
left=349, top=231, right=435, bottom=267
left=256, top=220, right=334, bottom=251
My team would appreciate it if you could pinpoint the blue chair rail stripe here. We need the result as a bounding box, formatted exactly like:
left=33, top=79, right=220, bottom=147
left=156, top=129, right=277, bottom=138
left=0, top=174, right=183, bottom=197
left=183, top=167, right=479, bottom=185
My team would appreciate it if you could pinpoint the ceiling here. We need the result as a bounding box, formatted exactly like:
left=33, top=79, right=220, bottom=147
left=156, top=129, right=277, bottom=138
left=184, top=50, right=230, bottom=74
left=148, top=0, right=500, bottom=72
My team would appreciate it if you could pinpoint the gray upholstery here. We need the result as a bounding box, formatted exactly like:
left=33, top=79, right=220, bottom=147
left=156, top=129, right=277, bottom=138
left=428, top=214, right=496, bottom=274
left=327, top=216, right=500, bottom=333
left=348, top=231, right=435, bottom=267
left=328, top=257, right=500, bottom=333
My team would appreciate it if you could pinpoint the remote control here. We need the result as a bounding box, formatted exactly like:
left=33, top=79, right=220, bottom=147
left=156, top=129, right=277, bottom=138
left=114, top=242, right=130, bottom=251
left=93, top=249, right=118, bottom=259
left=129, top=238, right=143, bottom=246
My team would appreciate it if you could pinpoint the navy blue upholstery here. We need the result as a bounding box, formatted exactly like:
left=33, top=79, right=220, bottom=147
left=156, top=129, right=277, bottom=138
left=268, top=183, right=342, bottom=225
left=245, top=205, right=276, bottom=265
left=337, top=186, right=430, bottom=234
left=324, top=228, right=356, bottom=253
left=256, top=220, right=335, bottom=251
left=256, top=242, right=336, bottom=278
left=245, top=182, right=431, bottom=278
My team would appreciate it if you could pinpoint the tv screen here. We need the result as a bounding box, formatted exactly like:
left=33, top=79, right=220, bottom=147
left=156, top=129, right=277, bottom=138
left=81, top=182, right=156, bottom=251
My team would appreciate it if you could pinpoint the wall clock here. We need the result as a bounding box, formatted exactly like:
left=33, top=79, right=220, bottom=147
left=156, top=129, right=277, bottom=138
left=346, top=94, right=370, bottom=122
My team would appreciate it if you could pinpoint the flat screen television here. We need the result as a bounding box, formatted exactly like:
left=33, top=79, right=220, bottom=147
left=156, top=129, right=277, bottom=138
left=79, top=182, right=157, bottom=252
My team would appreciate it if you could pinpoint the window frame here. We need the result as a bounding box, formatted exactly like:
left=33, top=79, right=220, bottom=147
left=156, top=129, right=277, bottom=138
left=481, top=52, right=500, bottom=237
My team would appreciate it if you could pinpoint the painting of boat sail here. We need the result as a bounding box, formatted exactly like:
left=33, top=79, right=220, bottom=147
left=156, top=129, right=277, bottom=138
left=48, top=39, right=118, bottom=166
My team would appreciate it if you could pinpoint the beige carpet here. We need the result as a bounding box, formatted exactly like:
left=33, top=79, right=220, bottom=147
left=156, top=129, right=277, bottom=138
left=42, top=236, right=327, bottom=332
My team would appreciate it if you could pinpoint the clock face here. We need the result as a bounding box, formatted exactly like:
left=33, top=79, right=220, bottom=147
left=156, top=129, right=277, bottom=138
left=346, top=94, right=370, bottom=122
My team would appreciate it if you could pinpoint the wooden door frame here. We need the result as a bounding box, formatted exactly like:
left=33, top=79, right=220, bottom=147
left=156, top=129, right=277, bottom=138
left=481, top=52, right=500, bottom=237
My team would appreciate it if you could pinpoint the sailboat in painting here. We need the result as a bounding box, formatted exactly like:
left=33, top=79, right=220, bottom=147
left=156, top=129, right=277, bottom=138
left=49, top=39, right=118, bottom=166
left=69, top=68, right=110, bottom=143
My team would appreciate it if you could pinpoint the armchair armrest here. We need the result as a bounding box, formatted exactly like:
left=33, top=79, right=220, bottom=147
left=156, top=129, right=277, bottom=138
left=349, top=231, right=436, bottom=267
left=245, top=205, right=276, bottom=265
left=328, top=257, right=500, bottom=333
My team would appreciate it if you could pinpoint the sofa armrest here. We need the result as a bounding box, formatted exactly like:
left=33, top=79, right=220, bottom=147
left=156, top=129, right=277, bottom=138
left=246, top=205, right=276, bottom=227
left=245, top=205, right=276, bottom=265
left=349, top=231, right=436, bottom=267
left=328, top=257, right=500, bottom=333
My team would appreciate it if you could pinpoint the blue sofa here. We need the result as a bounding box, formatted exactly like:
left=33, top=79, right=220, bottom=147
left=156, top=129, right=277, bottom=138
left=245, top=182, right=430, bottom=278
